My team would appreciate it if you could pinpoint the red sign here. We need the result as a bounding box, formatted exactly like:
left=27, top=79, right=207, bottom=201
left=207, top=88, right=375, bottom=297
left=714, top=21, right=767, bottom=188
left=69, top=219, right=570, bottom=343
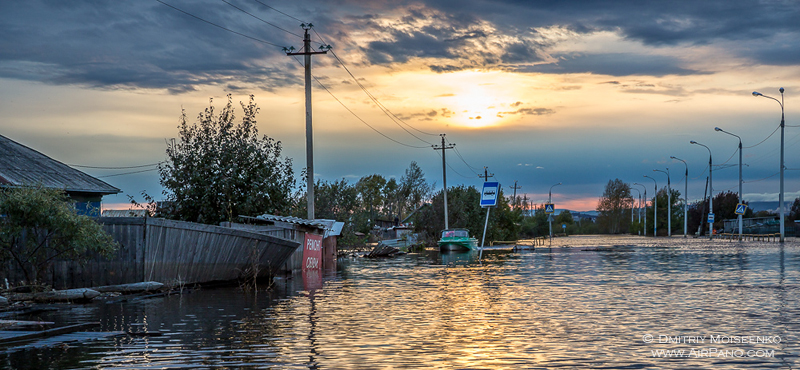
left=302, top=233, right=323, bottom=271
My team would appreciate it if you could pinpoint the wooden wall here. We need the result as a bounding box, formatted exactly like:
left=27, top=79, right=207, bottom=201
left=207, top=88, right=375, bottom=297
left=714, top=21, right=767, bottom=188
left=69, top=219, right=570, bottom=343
left=3, top=217, right=300, bottom=289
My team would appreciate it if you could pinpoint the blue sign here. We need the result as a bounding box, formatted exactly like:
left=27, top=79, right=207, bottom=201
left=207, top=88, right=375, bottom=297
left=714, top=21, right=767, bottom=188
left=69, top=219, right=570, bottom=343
left=480, top=182, right=500, bottom=207
left=708, top=213, right=715, bottom=223
left=562, top=224, right=567, bottom=229
left=545, top=203, right=555, bottom=214
left=735, top=204, right=747, bottom=215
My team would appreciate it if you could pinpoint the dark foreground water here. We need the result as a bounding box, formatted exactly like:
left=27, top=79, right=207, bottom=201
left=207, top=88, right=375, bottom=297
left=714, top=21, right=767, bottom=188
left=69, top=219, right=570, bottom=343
left=2, top=235, right=800, bottom=369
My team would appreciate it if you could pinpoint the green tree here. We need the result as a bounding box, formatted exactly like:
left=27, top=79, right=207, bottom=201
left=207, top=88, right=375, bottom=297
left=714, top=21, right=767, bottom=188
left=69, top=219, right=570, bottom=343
left=790, top=197, right=800, bottom=222
left=399, top=161, right=432, bottom=219
left=596, top=179, right=632, bottom=234
left=0, top=185, right=118, bottom=284
left=158, top=95, right=295, bottom=225
left=355, top=174, right=387, bottom=228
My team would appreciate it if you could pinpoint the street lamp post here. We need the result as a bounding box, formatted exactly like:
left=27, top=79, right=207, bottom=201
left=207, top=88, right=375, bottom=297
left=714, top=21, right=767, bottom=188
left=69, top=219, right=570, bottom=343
left=633, top=183, right=647, bottom=236
left=631, top=188, right=640, bottom=232
left=691, top=140, right=713, bottom=239
left=715, top=127, right=743, bottom=240
left=654, top=169, right=671, bottom=237
left=753, top=88, right=785, bottom=243
left=670, top=156, right=689, bottom=238
left=644, top=176, right=657, bottom=236
left=549, top=182, right=562, bottom=239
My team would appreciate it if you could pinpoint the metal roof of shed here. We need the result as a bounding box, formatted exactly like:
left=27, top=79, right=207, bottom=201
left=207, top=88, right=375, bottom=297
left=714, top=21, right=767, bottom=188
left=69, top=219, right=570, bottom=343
left=0, top=134, right=120, bottom=195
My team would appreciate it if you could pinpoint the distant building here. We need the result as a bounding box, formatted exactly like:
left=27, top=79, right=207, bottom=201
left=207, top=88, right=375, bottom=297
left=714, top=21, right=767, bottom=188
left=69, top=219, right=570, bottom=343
left=0, top=134, right=120, bottom=215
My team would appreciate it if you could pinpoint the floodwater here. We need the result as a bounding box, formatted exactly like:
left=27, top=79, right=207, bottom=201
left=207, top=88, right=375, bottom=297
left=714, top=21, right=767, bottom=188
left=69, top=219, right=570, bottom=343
left=2, top=235, right=800, bottom=369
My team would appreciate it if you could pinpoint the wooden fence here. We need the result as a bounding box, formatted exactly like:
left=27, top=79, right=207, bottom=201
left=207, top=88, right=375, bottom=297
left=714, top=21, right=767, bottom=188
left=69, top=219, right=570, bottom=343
left=5, top=217, right=300, bottom=289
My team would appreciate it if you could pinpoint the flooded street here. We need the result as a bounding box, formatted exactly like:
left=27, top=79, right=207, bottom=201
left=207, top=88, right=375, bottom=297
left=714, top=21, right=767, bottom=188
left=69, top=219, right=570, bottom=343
left=3, top=235, right=800, bottom=369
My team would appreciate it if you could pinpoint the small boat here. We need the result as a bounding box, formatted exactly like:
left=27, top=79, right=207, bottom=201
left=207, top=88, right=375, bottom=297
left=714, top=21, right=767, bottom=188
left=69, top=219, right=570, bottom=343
left=438, top=229, right=478, bottom=252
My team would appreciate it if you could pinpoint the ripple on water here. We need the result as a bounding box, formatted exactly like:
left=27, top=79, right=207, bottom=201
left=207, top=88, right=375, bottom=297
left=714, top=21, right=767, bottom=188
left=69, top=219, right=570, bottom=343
left=1, top=235, right=798, bottom=369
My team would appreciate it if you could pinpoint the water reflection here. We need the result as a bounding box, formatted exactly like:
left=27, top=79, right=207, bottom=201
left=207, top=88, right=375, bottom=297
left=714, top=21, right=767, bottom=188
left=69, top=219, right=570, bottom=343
left=1, top=236, right=799, bottom=369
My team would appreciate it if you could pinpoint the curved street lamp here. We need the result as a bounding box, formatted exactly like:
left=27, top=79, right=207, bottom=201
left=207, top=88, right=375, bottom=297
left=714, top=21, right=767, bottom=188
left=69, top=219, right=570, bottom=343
left=753, top=88, right=785, bottom=243
left=630, top=187, right=640, bottom=225
left=644, top=175, right=657, bottom=236
left=548, top=182, right=562, bottom=239
left=654, top=168, right=671, bottom=237
left=715, top=127, right=743, bottom=240
left=633, top=183, right=647, bottom=235
left=691, top=140, right=713, bottom=239
left=670, top=156, right=689, bottom=238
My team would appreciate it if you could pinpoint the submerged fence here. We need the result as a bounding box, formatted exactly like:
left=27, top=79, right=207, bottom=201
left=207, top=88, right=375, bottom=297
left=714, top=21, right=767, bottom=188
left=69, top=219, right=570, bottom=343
left=5, top=217, right=300, bottom=289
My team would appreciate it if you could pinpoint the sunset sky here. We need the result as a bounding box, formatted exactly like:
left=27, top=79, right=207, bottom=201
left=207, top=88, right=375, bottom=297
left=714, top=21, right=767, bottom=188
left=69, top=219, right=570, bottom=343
left=2, top=0, right=799, bottom=212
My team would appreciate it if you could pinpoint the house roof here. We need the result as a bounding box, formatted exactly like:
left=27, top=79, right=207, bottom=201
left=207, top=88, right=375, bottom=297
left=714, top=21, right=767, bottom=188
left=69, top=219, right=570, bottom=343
left=0, top=134, right=120, bottom=195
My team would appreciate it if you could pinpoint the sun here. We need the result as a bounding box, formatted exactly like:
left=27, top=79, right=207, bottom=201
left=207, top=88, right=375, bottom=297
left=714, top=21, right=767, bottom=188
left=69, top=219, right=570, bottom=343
left=432, top=71, right=521, bottom=129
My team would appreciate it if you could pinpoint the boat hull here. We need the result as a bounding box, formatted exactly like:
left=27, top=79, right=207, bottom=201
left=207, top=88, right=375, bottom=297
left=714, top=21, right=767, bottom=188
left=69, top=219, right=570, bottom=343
left=438, top=242, right=474, bottom=252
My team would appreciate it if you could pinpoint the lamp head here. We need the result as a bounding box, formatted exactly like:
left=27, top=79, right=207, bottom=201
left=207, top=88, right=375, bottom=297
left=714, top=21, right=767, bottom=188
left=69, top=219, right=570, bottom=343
left=714, top=127, right=722, bottom=131
left=752, top=91, right=762, bottom=97
left=780, top=87, right=784, bottom=93
left=670, top=156, right=676, bottom=159
left=690, top=140, right=697, bottom=144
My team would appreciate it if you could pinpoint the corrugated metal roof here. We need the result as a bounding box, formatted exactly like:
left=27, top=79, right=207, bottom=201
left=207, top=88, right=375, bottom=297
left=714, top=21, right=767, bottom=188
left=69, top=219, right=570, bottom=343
left=241, top=214, right=344, bottom=236
left=0, top=134, right=120, bottom=195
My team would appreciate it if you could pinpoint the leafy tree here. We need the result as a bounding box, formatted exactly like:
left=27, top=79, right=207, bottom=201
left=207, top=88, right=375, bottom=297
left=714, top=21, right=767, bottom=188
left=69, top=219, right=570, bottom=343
left=0, top=185, right=118, bottom=284
left=651, top=187, right=682, bottom=236
left=355, top=174, right=387, bottom=227
left=596, top=179, right=632, bottom=234
left=519, top=204, right=549, bottom=238
left=414, top=185, right=520, bottom=244
left=789, top=197, right=800, bottom=222
left=555, top=210, right=574, bottom=225
left=399, top=161, right=432, bottom=219
left=158, top=95, right=295, bottom=225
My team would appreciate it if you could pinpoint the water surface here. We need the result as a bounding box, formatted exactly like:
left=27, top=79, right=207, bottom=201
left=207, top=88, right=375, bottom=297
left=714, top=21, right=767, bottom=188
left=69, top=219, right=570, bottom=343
left=2, top=235, right=799, bottom=369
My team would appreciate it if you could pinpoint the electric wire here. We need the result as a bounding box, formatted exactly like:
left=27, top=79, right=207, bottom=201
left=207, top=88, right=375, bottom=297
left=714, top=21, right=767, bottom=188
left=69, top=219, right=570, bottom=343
left=97, top=168, right=160, bottom=178
left=156, top=0, right=286, bottom=48
left=434, top=150, right=473, bottom=179
left=251, top=0, right=306, bottom=23
left=744, top=172, right=780, bottom=183
left=291, top=56, right=428, bottom=148
left=311, top=27, right=437, bottom=139
left=68, top=162, right=164, bottom=169
left=744, top=124, right=780, bottom=148
left=328, top=49, right=437, bottom=143
left=221, top=0, right=303, bottom=38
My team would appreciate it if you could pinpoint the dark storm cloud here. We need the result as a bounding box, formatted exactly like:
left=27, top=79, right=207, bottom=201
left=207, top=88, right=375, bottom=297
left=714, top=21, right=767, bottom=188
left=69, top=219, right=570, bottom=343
left=0, top=0, right=301, bottom=92
left=2, top=0, right=800, bottom=93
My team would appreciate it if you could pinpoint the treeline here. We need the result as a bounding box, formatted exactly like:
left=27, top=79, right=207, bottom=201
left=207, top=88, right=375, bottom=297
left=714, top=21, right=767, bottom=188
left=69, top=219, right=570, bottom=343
left=596, top=178, right=800, bottom=235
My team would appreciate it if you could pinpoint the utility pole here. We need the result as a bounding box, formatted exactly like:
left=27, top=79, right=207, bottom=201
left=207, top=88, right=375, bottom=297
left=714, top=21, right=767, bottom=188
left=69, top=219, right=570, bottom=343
left=286, top=23, right=329, bottom=220
left=480, top=167, right=494, bottom=181
left=509, top=181, right=521, bottom=209
left=432, top=134, right=455, bottom=229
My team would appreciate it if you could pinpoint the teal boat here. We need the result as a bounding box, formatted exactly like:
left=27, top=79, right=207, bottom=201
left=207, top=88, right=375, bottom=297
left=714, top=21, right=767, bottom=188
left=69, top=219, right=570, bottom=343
left=438, top=229, right=478, bottom=251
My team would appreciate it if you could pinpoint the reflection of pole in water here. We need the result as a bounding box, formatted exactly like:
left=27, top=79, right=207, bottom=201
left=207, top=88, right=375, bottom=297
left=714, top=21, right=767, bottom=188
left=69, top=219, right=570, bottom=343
left=306, top=290, right=320, bottom=369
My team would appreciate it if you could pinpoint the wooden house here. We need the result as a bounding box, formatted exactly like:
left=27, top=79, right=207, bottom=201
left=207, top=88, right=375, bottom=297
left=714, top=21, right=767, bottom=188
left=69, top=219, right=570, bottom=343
left=0, top=134, right=120, bottom=215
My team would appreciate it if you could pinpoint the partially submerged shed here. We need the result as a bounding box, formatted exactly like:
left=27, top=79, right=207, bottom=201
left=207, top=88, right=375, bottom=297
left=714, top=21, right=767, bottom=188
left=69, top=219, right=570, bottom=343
left=0, top=134, right=120, bottom=215
left=230, top=214, right=343, bottom=273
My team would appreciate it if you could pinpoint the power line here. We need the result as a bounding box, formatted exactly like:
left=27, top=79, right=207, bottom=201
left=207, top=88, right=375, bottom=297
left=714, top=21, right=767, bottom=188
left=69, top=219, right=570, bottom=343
left=291, top=56, right=428, bottom=149
left=251, top=0, right=305, bottom=23
left=97, top=168, right=159, bottom=178
left=221, top=0, right=302, bottom=38
left=68, top=162, right=163, bottom=169
left=327, top=49, right=438, bottom=141
left=744, top=124, right=780, bottom=148
left=156, top=0, right=286, bottom=48
left=744, top=172, right=780, bottom=183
